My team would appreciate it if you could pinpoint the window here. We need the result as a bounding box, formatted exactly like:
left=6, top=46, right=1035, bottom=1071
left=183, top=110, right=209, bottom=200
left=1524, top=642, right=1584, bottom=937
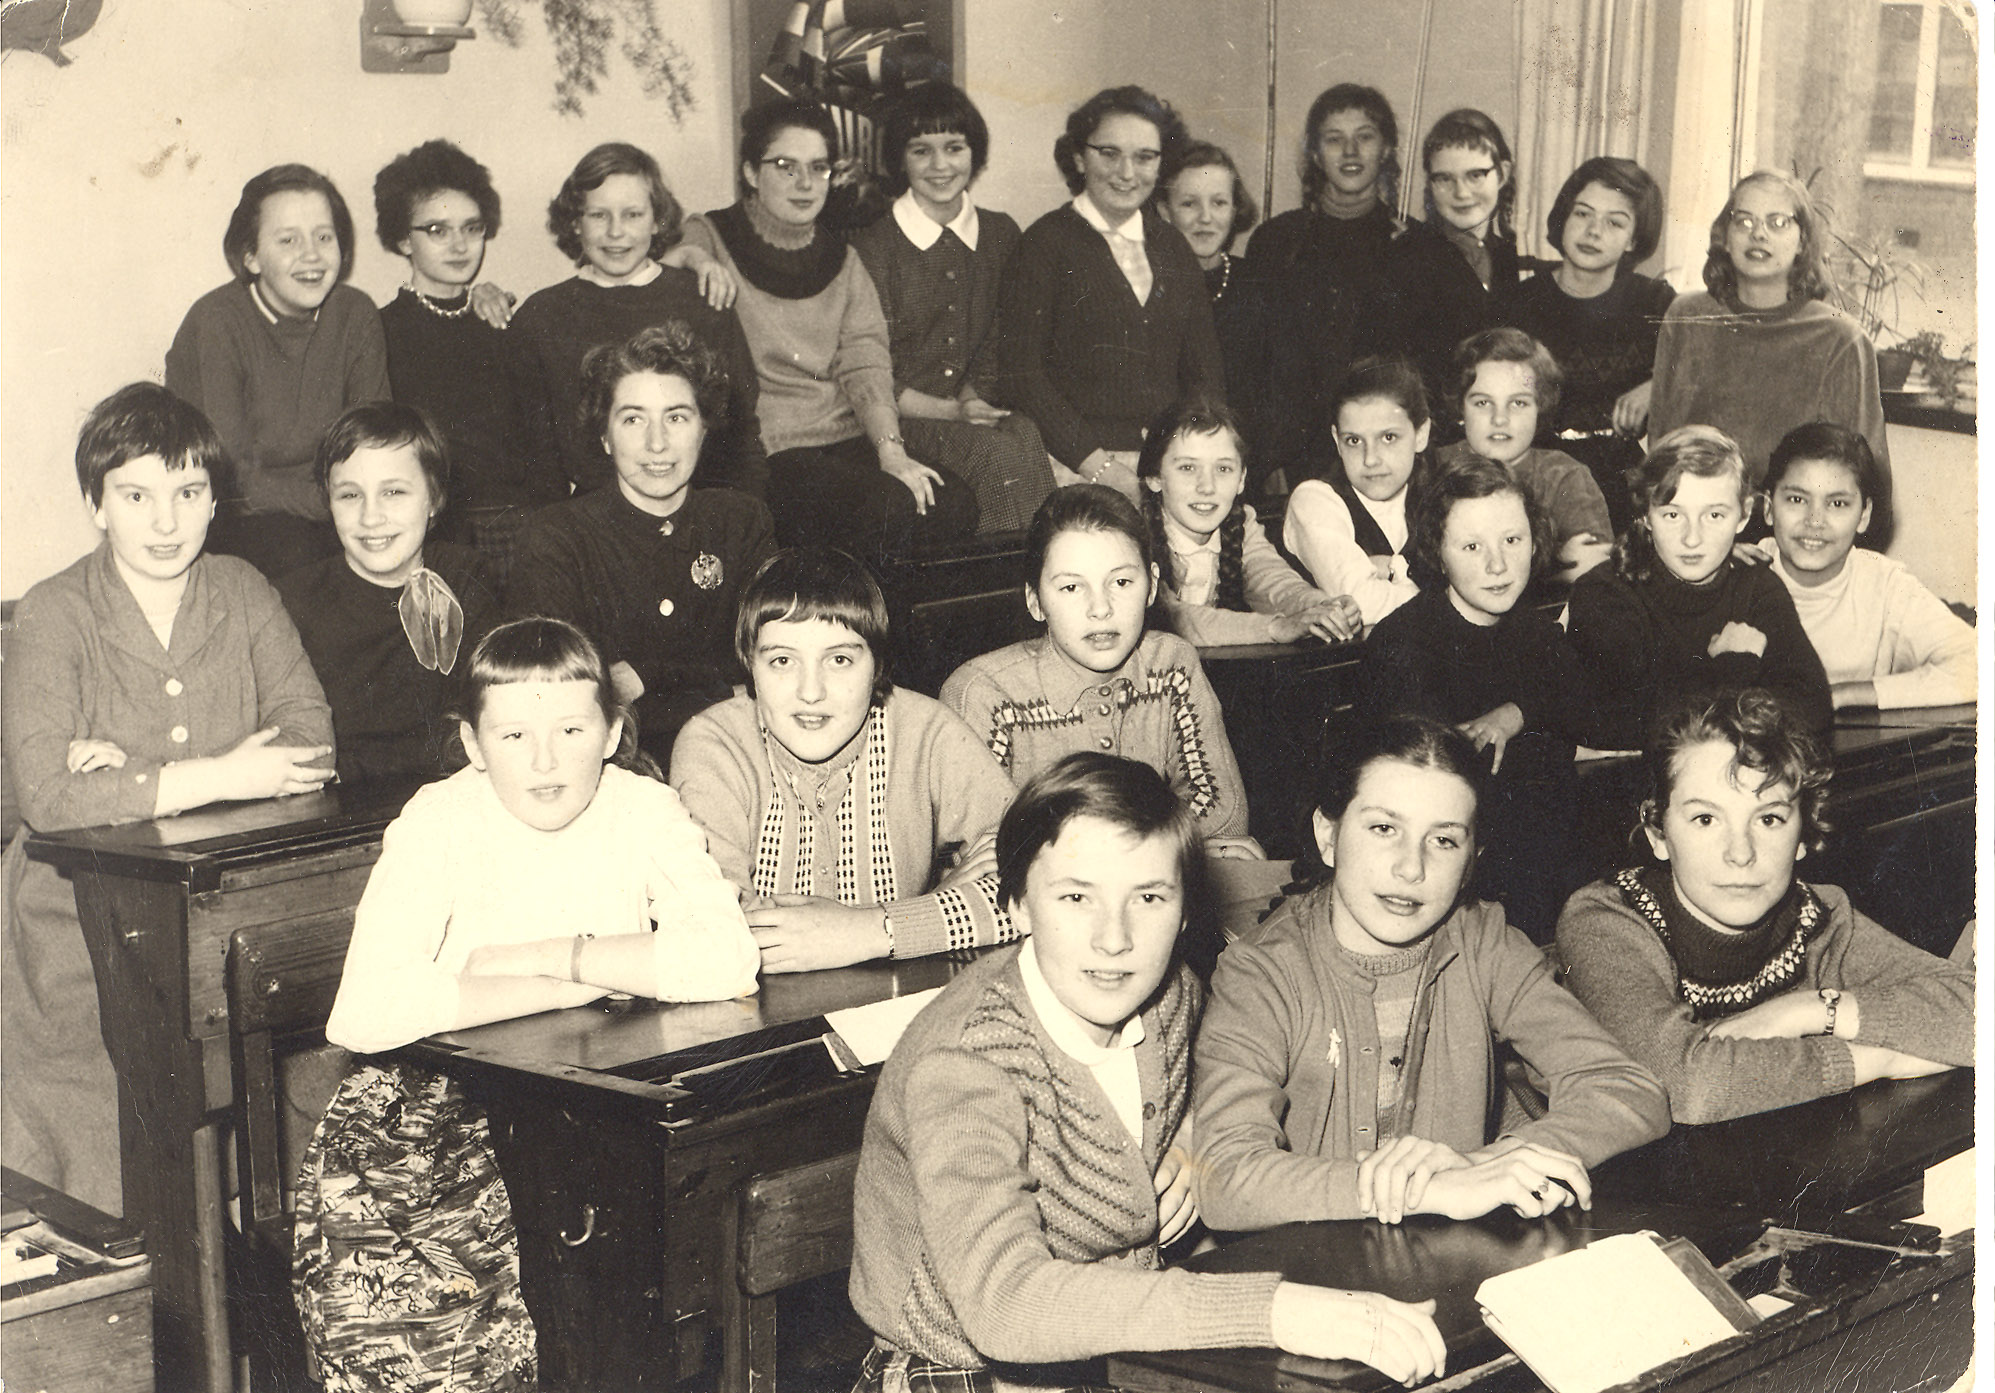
left=1866, top=1, right=1976, bottom=182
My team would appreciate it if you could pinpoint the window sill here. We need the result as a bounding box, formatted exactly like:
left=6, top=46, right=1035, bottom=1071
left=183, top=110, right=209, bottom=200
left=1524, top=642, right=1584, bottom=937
left=1882, top=394, right=1977, bottom=434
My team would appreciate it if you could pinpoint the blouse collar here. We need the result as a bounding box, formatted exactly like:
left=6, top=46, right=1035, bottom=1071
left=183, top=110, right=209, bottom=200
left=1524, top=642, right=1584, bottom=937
left=892, top=190, right=980, bottom=251
left=579, top=260, right=663, bottom=288
left=1073, top=192, right=1143, bottom=242
left=1018, top=938, right=1146, bottom=1060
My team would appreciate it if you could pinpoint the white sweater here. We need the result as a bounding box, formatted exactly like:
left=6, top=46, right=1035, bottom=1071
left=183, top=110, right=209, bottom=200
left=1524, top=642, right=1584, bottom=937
left=1771, top=548, right=1976, bottom=709
left=326, top=764, right=759, bottom=1053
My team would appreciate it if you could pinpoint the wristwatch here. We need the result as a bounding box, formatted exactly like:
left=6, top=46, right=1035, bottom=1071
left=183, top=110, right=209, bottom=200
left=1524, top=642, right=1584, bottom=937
left=1817, top=987, right=1842, bottom=1037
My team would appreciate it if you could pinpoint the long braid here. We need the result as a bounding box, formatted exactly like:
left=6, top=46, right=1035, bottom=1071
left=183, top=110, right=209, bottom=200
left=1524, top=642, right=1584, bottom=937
left=1141, top=486, right=1183, bottom=595
left=1214, top=500, right=1247, bottom=611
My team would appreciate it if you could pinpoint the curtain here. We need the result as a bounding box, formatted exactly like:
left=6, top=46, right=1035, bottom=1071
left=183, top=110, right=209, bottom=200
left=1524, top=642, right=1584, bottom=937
left=1511, top=0, right=1659, bottom=261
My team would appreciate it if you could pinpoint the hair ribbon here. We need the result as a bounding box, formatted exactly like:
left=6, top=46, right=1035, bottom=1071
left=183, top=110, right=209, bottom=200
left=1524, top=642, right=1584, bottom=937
left=398, top=566, right=465, bottom=675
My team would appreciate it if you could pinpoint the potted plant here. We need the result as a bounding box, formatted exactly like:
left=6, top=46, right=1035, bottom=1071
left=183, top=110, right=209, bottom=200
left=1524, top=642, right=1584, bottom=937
left=1829, top=231, right=1932, bottom=391
left=1897, top=331, right=1971, bottom=411
left=476, top=0, right=695, bottom=119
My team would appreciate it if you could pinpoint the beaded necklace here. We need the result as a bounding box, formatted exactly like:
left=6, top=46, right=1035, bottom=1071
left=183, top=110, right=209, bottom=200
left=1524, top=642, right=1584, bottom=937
left=409, top=285, right=473, bottom=320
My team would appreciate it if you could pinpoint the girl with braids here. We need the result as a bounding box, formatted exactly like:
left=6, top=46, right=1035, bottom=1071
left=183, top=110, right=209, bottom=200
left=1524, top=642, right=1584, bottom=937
left=1136, top=394, right=1358, bottom=647
left=1556, top=687, right=1970, bottom=1124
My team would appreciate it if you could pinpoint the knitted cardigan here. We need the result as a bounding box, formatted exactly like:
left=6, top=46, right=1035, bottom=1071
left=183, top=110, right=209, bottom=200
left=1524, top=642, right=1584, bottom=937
left=991, top=203, right=1224, bottom=467
left=1192, top=886, right=1670, bottom=1231
left=849, top=948, right=1282, bottom=1369
left=668, top=689, right=1017, bottom=959
left=939, top=631, right=1250, bottom=839
left=1554, top=875, right=1975, bottom=1125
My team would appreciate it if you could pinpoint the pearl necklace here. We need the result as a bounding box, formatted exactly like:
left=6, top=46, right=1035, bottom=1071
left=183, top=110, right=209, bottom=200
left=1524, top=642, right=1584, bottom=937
left=410, top=285, right=473, bottom=319
left=1210, top=253, right=1233, bottom=303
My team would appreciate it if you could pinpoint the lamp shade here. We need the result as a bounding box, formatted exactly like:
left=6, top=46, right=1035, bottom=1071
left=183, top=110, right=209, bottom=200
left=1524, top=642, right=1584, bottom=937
left=392, top=0, right=473, bottom=26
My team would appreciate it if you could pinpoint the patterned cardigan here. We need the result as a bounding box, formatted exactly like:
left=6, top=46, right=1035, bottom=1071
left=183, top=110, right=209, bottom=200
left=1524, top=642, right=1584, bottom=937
left=939, top=631, right=1250, bottom=838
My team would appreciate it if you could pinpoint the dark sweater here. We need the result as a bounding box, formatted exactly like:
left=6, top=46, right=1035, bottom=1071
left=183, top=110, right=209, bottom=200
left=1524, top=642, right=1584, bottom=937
left=991, top=204, right=1223, bottom=466
left=378, top=288, right=527, bottom=512
left=165, top=281, right=391, bottom=518
left=1507, top=271, right=1676, bottom=439
left=1376, top=219, right=1523, bottom=434
left=505, top=486, right=776, bottom=762
left=1566, top=559, right=1833, bottom=749
left=274, top=542, right=495, bottom=788
left=1358, top=586, right=1595, bottom=749
left=1241, top=204, right=1397, bottom=483
left=504, top=273, right=768, bottom=501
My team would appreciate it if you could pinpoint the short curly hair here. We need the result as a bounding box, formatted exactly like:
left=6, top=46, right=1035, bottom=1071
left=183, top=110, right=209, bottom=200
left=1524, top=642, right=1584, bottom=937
left=1701, top=169, right=1834, bottom=308
left=1054, top=86, right=1189, bottom=196
left=547, top=143, right=682, bottom=267
left=223, top=164, right=356, bottom=285
left=1452, top=327, right=1563, bottom=417
left=1410, top=452, right=1551, bottom=583
left=878, top=83, right=989, bottom=196
left=1641, top=687, right=1832, bottom=854
left=576, top=321, right=734, bottom=448
left=1546, top=155, right=1662, bottom=269
left=1158, top=142, right=1260, bottom=250
left=374, top=139, right=502, bottom=254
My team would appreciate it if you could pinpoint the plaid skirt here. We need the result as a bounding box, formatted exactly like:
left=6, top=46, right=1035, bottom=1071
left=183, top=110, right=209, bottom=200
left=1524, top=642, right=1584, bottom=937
left=292, top=1062, right=538, bottom=1393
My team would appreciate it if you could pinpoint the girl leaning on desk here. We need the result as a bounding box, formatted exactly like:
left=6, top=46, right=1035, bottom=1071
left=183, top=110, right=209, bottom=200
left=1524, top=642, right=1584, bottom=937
left=1554, top=686, right=1973, bottom=1126
left=1, top=384, right=335, bottom=1219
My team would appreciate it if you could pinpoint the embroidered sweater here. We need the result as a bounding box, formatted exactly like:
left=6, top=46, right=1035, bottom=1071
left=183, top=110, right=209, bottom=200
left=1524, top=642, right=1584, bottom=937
left=849, top=948, right=1283, bottom=1369
left=165, top=281, right=390, bottom=519
left=1771, top=548, right=1976, bottom=709
left=1434, top=440, right=1613, bottom=549
left=325, top=764, right=758, bottom=1055
left=1158, top=504, right=1341, bottom=648
left=1565, top=558, right=1832, bottom=749
left=1555, top=875, right=1975, bottom=1124
left=1192, top=886, right=1669, bottom=1230
left=668, top=690, right=1017, bottom=959
left=939, top=631, right=1249, bottom=839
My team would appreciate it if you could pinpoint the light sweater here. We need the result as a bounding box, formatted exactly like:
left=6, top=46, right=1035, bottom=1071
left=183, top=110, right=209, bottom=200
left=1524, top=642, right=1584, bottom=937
left=1771, top=548, right=1976, bottom=709
left=1282, top=479, right=1418, bottom=625
left=681, top=213, right=898, bottom=454
left=1555, top=876, right=1975, bottom=1124
left=324, top=764, right=758, bottom=1055
left=1434, top=440, right=1614, bottom=548
left=940, top=631, right=1251, bottom=839
left=668, top=690, right=1017, bottom=959
left=848, top=947, right=1283, bottom=1370
left=1159, top=504, right=1339, bottom=647
left=1192, top=886, right=1670, bottom=1230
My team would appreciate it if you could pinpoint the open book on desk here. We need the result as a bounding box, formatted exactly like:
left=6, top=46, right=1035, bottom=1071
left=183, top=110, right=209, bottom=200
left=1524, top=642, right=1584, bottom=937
left=1476, top=1230, right=1760, bottom=1393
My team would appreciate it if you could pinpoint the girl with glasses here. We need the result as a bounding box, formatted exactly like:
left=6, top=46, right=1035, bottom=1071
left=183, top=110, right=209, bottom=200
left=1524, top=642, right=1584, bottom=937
left=992, top=86, right=1224, bottom=501
left=682, top=99, right=979, bottom=557
left=1649, top=171, right=1893, bottom=545
left=1377, top=109, right=1523, bottom=439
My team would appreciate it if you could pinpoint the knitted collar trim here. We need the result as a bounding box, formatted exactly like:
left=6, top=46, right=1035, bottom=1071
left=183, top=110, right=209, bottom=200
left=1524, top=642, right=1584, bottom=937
left=1615, top=865, right=1821, bottom=1019
left=707, top=202, right=845, bottom=300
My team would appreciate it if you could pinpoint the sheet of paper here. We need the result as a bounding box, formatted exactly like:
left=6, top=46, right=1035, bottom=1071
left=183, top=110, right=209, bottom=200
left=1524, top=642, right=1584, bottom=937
left=1477, top=1232, right=1743, bottom=1393
left=1912, top=1147, right=1975, bottom=1236
left=825, top=986, right=945, bottom=1067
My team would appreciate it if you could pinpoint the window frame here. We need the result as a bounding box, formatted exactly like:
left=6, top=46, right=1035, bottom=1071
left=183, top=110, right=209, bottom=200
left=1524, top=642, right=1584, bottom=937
left=1863, top=0, right=1977, bottom=185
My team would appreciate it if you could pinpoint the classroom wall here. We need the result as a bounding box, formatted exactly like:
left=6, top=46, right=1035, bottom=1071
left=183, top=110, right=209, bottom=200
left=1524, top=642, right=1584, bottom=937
left=0, top=0, right=741, bottom=600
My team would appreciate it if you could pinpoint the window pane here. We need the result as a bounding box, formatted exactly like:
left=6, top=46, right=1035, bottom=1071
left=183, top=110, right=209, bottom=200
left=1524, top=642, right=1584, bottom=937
left=1867, top=3, right=1924, bottom=161
left=1929, top=11, right=1977, bottom=167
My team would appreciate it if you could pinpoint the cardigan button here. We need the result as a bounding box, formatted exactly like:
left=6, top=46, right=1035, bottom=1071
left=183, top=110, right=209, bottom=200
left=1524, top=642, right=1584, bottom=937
left=1097, top=704, right=1111, bottom=717
left=1097, top=735, right=1113, bottom=749
left=945, top=270, right=957, bottom=280
left=1142, top=1101, right=1156, bottom=1120
left=658, top=599, right=675, bottom=617
left=169, top=725, right=189, bottom=744
left=164, top=678, right=184, bottom=697
left=659, top=519, right=675, bottom=537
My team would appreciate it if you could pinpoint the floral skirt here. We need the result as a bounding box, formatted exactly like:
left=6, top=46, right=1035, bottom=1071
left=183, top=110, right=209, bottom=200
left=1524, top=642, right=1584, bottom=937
left=292, top=1062, right=538, bottom=1392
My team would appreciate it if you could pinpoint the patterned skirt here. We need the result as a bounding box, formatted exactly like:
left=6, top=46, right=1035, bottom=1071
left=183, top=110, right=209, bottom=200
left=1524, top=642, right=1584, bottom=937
left=852, top=1344, right=1112, bottom=1393
left=292, top=1062, right=538, bottom=1393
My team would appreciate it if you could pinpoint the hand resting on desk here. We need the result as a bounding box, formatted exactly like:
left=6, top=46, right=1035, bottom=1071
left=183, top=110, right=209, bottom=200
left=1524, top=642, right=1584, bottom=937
left=1269, top=1283, right=1446, bottom=1387
left=1153, top=1142, right=1199, bottom=1248
left=1357, top=1134, right=1590, bottom=1224
left=748, top=894, right=890, bottom=973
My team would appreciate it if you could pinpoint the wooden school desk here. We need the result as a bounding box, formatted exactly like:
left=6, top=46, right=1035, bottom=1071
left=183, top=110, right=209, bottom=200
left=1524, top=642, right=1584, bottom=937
left=404, top=949, right=987, bottom=1391
left=1109, top=1070, right=1974, bottom=1393
left=24, top=781, right=419, bottom=1393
